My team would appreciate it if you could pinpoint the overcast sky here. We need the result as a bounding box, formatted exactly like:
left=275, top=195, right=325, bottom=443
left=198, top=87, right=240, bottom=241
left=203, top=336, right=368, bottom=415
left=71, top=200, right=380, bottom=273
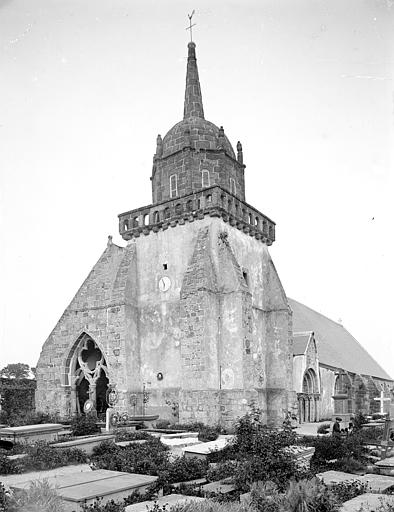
left=1, top=0, right=393, bottom=377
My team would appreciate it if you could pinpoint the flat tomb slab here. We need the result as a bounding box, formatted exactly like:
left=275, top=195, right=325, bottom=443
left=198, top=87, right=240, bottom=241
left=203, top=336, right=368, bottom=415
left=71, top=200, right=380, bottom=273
left=340, top=493, right=394, bottom=512
left=52, top=434, right=116, bottom=455
left=183, top=436, right=233, bottom=459
left=0, top=423, right=64, bottom=443
left=317, top=471, right=394, bottom=493
left=12, top=470, right=158, bottom=512
left=202, top=480, right=236, bottom=495
left=12, top=469, right=123, bottom=491
left=125, top=494, right=205, bottom=512
left=1, top=464, right=92, bottom=489
left=160, top=432, right=199, bottom=439
left=375, top=456, right=394, bottom=468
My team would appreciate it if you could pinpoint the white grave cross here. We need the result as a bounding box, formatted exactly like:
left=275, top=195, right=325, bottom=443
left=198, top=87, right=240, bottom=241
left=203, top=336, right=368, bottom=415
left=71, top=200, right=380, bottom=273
left=374, top=390, right=391, bottom=414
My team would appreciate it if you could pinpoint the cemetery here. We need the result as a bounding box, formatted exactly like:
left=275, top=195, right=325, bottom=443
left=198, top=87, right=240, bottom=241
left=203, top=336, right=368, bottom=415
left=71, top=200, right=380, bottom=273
left=3, top=405, right=394, bottom=512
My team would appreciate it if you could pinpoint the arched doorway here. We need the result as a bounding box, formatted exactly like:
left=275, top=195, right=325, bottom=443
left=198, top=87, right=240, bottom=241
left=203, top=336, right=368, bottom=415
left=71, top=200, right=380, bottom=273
left=298, top=369, right=320, bottom=422
left=70, top=335, right=109, bottom=416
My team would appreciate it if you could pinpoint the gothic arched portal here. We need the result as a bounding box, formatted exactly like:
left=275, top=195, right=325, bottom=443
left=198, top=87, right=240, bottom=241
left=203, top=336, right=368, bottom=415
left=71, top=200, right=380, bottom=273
left=69, top=334, right=109, bottom=416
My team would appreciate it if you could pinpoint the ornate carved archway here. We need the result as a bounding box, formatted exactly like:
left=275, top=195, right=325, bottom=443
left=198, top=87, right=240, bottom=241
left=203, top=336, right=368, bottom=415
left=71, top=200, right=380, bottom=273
left=68, top=334, right=109, bottom=415
left=298, top=369, right=320, bottom=423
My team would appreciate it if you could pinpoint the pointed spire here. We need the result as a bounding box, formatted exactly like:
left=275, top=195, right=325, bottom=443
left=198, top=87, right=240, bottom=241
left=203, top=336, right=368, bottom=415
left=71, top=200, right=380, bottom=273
left=183, top=42, right=205, bottom=119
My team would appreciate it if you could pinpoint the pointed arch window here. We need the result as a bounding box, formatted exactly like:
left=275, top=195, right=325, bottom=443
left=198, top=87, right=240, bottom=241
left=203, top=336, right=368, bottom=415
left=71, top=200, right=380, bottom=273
left=230, top=178, right=236, bottom=195
left=202, top=169, right=210, bottom=188
left=170, top=174, right=178, bottom=198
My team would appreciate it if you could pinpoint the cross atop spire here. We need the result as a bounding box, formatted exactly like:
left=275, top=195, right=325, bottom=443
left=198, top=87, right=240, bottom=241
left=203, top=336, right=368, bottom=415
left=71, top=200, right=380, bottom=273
left=186, top=10, right=196, bottom=43
left=183, top=42, right=205, bottom=119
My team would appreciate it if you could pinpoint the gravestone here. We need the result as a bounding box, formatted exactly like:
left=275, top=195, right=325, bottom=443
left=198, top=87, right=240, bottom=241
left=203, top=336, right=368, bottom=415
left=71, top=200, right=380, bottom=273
left=340, top=493, right=394, bottom=512
left=0, top=423, right=64, bottom=444
left=317, top=470, right=394, bottom=493
left=183, top=436, right=233, bottom=460
left=11, top=469, right=158, bottom=512
left=125, top=494, right=205, bottom=512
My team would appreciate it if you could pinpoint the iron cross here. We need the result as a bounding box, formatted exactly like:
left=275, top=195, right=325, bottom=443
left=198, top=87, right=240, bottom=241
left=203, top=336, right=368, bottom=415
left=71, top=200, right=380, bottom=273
left=186, top=10, right=196, bottom=42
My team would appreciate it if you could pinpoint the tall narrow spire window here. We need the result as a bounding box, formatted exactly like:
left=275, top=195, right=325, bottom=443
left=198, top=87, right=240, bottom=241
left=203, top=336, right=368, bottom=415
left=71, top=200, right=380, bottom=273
left=170, top=174, right=178, bottom=198
left=202, top=169, right=210, bottom=188
left=230, top=178, right=236, bottom=195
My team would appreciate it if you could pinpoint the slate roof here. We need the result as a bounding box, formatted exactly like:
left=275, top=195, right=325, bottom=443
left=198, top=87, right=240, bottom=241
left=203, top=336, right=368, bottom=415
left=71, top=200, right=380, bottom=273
left=293, top=334, right=311, bottom=356
left=289, top=298, right=392, bottom=381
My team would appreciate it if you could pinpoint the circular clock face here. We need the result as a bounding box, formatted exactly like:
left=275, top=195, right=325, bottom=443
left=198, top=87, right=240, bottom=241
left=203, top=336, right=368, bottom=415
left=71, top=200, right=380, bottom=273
left=158, top=276, right=171, bottom=292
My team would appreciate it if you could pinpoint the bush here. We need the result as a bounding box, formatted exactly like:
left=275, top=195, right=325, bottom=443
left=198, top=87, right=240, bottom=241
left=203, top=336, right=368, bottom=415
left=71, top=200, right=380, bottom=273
left=284, top=478, right=338, bottom=512
left=114, top=429, right=153, bottom=442
left=207, top=460, right=238, bottom=482
left=0, top=453, right=22, bottom=475
left=92, top=438, right=169, bottom=475
left=79, top=498, right=125, bottom=512
left=309, top=432, right=368, bottom=472
left=71, top=414, right=100, bottom=436
left=155, top=419, right=171, bottom=430
left=7, top=479, right=65, bottom=512
left=330, top=480, right=370, bottom=503
left=224, top=407, right=298, bottom=491
left=21, top=442, right=87, bottom=471
left=0, top=482, right=10, bottom=512
left=317, top=423, right=331, bottom=434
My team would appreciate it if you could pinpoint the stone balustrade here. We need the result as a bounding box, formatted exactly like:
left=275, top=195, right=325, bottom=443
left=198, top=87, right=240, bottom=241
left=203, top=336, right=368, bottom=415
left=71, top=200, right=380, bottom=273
left=118, top=186, right=275, bottom=245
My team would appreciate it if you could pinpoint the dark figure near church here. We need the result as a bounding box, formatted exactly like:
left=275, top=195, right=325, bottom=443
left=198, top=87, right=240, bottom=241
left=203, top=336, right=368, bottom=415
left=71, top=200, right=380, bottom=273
left=332, top=417, right=341, bottom=436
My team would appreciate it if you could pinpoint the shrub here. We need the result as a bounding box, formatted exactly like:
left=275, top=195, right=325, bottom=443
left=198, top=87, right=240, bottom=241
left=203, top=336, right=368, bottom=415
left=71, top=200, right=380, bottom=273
left=92, top=438, right=169, bottom=475
left=70, top=414, right=100, bottom=436
left=284, top=478, right=338, bottom=512
left=330, top=480, right=370, bottom=503
left=248, top=480, right=282, bottom=512
left=0, top=453, right=21, bottom=475
left=226, top=408, right=298, bottom=491
left=114, top=429, right=153, bottom=442
left=309, top=432, right=368, bottom=473
left=207, top=460, right=238, bottom=482
left=155, top=419, right=171, bottom=429
left=169, top=501, right=252, bottom=511
left=0, top=483, right=10, bottom=512
left=317, top=423, right=331, bottom=434
left=22, top=442, right=87, bottom=471
left=79, top=498, right=125, bottom=511
left=7, top=479, right=65, bottom=512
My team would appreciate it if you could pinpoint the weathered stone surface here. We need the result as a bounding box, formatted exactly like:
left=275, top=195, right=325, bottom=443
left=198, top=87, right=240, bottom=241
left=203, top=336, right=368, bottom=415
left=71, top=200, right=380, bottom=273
left=125, top=494, right=205, bottom=512
left=0, top=464, right=92, bottom=488
left=0, top=423, right=64, bottom=444
left=340, top=493, right=394, bottom=512
left=317, top=471, right=394, bottom=493
left=183, top=436, right=233, bottom=459
left=11, top=470, right=158, bottom=512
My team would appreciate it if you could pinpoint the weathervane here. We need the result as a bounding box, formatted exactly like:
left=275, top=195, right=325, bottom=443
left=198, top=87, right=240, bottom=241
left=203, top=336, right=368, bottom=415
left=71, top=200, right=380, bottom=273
left=186, top=10, right=196, bottom=42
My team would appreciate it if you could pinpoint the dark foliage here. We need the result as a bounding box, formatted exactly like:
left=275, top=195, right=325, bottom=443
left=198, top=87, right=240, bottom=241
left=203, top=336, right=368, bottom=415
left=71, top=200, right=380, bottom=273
left=0, top=482, right=9, bottom=512
left=308, top=431, right=369, bottom=473
left=114, top=429, right=153, bottom=442
left=71, top=414, right=100, bottom=436
left=317, top=423, right=331, bottom=434
left=0, top=442, right=87, bottom=475
left=330, top=480, right=370, bottom=503
left=0, top=377, right=36, bottom=426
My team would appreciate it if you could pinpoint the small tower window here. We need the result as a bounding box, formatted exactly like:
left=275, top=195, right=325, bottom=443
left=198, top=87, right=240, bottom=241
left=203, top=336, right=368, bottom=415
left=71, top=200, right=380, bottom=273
left=186, top=199, right=193, bottom=211
left=206, top=194, right=212, bottom=203
left=164, top=207, right=170, bottom=219
left=143, top=213, right=150, bottom=226
left=153, top=211, right=160, bottom=223
left=230, top=178, right=236, bottom=195
left=170, top=174, right=178, bottom=198
left=133, top=217, right=139, bottom=228
left=123, top=220, right=129, bottom=231
left=202, top=169, right=210, bottom=188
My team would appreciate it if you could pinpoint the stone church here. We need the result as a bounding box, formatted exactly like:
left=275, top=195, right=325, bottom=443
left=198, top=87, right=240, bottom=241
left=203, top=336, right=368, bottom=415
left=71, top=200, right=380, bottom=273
left=36, top=42, right=393, bottom=427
